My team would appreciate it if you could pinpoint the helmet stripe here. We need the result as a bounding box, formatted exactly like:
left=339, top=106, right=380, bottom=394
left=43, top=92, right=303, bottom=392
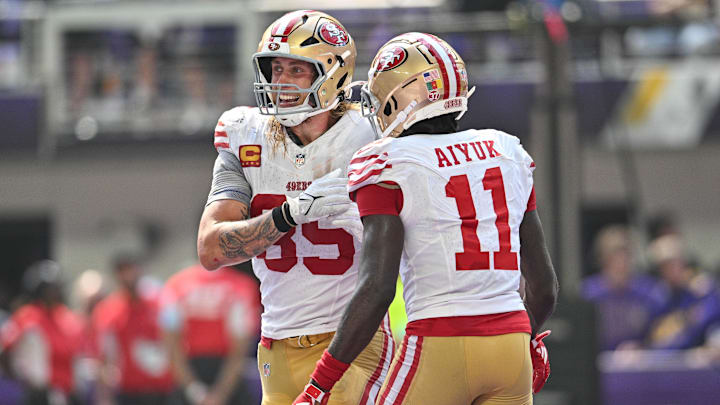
left=271, top=17, right=291, bottom=39
left=270, top=19, right=281, bottom=36
left=271, top=10, right=312, bottom=42
left=429, top=34, right=461, bottom=97
left=415, top=34, right=457, bottom=99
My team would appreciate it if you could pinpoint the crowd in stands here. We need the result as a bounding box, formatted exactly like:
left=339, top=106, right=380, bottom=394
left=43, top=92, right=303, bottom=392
left=581, top=217, right=720, bottom=360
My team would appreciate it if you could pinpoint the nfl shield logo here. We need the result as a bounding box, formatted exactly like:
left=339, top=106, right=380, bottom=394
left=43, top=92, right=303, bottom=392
left=263, top=363, right=271, bottom=377
left=294, top=153, right=306, bottom=168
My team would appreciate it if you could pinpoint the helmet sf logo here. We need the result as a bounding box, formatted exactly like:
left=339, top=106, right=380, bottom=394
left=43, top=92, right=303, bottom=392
left=318, top=22, right=349, bottom=46
left=374, top=46, right=408, bottom=72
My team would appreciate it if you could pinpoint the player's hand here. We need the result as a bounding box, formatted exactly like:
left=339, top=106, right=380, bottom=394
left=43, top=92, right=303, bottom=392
left=326, top=204, right=363, bottom=240
left=287, top=169, right=351, bottom=225
left=530, top=330, right=551, bottom=394
left=292, top=381, right=330, bottom=405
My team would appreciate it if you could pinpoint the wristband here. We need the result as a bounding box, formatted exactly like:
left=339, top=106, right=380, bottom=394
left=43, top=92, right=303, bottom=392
left=282, top=201, right=298, bottom=226
left=310, top=350, right=351, bottom=392
left=272, top=204, right=294, bottom=232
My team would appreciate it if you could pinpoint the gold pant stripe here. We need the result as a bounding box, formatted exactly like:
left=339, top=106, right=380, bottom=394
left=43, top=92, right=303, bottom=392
left=377, top=335, right=423, bottom=405
left=358, top=326, right=395, bottom=404
left=377, top=333, right=533, bottom=405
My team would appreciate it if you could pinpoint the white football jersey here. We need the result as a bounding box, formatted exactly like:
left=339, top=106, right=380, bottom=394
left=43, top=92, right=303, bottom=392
left=348, top=129, right=535, bottom=323
left=213, top=106, right=377, bottom=339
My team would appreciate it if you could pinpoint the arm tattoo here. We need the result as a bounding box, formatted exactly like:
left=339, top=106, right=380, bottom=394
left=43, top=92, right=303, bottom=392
left=218, top=210, right=285, bottom=261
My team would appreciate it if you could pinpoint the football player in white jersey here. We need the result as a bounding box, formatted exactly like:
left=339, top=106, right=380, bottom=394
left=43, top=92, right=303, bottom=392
left=196, top=10, right=393, bottom=405
left=294, top=33, right=559, bottom=405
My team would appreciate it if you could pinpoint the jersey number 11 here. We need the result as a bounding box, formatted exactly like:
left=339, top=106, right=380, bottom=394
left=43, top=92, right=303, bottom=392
left=445, top=167, right=518, bottom=271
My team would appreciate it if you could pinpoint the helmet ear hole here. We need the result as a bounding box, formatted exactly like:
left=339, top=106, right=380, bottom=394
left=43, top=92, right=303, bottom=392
left=384, top=102, right=392, bottom=116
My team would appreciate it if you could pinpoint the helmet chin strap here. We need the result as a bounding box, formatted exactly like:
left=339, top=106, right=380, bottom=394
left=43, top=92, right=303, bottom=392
left=380, top=100, right=418, bottom=138
left=455, top=86, right=476, bottom=120
left=276, top=97, right=341, bottom=127
left=378, top=86, right=475, bottom=138
left=276, top=112, right=309, bottom=127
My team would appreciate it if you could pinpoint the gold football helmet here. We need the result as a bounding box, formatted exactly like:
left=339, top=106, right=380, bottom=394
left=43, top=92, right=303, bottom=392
left=253, top=10, right=357, bottom=127
left=361, top=33, right=474, bottom=138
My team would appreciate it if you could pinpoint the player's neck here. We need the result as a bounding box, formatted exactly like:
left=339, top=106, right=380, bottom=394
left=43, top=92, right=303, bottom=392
left=287, top=110, right=337, bottom=146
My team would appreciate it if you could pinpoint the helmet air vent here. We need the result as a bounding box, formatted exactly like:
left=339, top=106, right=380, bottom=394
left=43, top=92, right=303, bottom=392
left=336, top=72, right=348, bottom=90
left=300, top=37, right=320, bottom=47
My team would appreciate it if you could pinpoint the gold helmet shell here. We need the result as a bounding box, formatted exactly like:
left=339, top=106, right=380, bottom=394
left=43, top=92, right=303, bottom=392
left=361, top=33, right=472, bottom=138
left=253, top=10, right=357, bottom=126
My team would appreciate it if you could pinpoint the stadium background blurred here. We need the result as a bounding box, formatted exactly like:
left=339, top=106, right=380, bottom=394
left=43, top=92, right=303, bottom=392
left=1, top=0, right=720, bottom=404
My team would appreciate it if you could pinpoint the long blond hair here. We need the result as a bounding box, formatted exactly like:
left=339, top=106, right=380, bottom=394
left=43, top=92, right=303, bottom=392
left=266, top=101, right=361, bottom=155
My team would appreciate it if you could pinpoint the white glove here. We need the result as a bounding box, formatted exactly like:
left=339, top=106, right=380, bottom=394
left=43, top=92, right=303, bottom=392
left=326, top=204, right=363, bottom=240
left=286, top=169, right=352, bottom=225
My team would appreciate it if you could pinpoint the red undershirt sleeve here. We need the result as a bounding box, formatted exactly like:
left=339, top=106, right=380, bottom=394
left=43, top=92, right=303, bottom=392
left=351, top=183, right=404, bottom=217
left=526, top=186, right=537, bottom=212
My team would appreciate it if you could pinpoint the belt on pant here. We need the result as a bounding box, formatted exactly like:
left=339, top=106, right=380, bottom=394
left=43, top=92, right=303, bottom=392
left=261, top=331, right=335, bottom=350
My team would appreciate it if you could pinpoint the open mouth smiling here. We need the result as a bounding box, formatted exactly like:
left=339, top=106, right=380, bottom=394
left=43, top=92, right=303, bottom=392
left=277, top=94, right=301, bottom=107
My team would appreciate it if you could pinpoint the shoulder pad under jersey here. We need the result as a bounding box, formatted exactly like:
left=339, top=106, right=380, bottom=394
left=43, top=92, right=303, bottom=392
left=213, top=107, right=267, bottom=153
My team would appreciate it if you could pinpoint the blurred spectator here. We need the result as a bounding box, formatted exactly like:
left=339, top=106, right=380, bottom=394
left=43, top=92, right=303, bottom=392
left=72, top=270, right=106, bottom=321
left=68, top=51, right=94, bottom=119
left=645, top=235, right=720, bottom=349
left=649, top=0, right=712, bottom=16
left=159, top=263, right=260, bottom=405
left=70, top=269, right=108, bottom=405
left=91, top=254, right=173, bottom=405
left=582, top=225, right=663, bottom=351
left=646, top=211, right=681, bottom=242
left=0, top=260, right=85, bottom=405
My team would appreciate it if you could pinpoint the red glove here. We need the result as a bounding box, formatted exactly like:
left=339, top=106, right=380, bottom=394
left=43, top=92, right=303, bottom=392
left=292, top=381, right=330, bottom=405
left=530, top=330, right=551, bottom=394
left=293, top=350, right=350, bottom=405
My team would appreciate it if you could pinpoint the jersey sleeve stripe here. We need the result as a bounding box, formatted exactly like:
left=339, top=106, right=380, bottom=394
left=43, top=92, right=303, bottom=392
left=350, top=153, right=382, bottom=165
left=214, top=130, right=228, bottom=139
left=348, top=156, right=389, bottom=177
left=214, top=142, right=230, bottom=149
left=348, top=165, right=392, bottom=187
